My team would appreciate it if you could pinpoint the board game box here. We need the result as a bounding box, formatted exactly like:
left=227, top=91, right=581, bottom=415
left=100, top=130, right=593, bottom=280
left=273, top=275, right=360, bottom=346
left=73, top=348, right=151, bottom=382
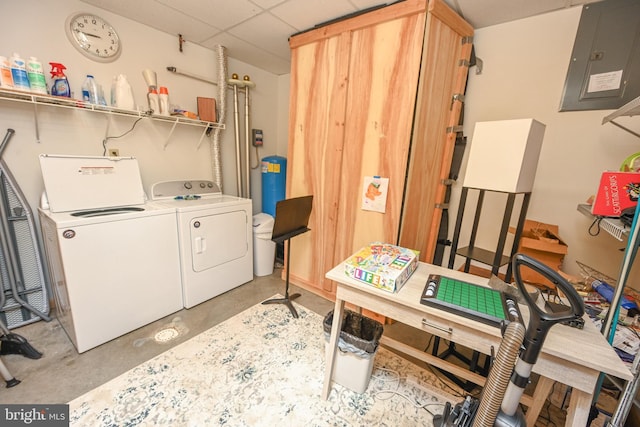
left=592, top=171, right=640, bottom=217
left=344, top=243, right=418, bottom=292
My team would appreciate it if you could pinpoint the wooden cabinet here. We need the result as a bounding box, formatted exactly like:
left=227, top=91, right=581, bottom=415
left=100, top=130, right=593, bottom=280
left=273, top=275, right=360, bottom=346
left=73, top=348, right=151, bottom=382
left=286, top=0, right=473, bottom=299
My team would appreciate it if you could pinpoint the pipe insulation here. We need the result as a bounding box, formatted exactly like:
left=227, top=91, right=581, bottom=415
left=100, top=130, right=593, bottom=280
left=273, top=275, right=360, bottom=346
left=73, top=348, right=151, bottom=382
left=474, top=321, right=526, bottom=427
left=210, top=45, right=227, bottom=191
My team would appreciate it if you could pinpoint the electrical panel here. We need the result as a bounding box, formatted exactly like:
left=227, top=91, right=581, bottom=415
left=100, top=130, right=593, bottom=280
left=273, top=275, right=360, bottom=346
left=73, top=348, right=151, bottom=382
left=252, top=129, right=263, bottom=147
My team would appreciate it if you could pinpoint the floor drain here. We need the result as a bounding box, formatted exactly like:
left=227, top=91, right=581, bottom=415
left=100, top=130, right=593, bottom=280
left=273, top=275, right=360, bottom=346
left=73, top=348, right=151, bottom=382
left=154, top=326, right=180, bottom=343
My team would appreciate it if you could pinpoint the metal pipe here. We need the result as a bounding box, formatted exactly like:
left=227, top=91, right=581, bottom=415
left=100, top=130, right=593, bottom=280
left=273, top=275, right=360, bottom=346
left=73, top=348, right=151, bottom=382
left=166, top=66, right=217, bottom=86
left=608, top=348, right=640, bottom=426
left=244, top=79, right=251, bottom=199
left=232, top=84, right=242, bottom=197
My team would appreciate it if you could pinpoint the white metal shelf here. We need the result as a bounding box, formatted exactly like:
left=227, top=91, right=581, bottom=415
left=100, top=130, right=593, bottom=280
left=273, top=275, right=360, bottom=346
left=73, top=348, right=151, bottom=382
left=598, top=97, right=640, bottom=423
left=0, top=87, right=223, bottom=147
left=577, top=203, right=628, bottom=241
left=603, top=95, right=640, bottom=124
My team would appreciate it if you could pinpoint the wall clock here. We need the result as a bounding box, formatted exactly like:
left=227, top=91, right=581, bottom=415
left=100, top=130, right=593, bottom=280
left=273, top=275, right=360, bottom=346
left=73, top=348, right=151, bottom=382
left=65, top=13, right=122, bottom=62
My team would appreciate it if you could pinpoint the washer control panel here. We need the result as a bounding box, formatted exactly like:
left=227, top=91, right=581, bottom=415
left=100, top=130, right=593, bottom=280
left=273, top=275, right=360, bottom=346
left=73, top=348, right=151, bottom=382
left=151, top=180, right=222, bottom=199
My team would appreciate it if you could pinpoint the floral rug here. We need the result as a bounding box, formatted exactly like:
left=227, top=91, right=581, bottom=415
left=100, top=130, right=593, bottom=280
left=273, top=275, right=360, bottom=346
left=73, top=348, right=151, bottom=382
left=69, top=297, right=458, bottom=426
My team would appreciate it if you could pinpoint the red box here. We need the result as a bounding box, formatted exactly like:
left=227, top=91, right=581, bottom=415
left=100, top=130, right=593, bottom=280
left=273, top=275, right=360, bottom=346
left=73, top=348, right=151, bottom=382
left=592, top=171, right=640, bottom=217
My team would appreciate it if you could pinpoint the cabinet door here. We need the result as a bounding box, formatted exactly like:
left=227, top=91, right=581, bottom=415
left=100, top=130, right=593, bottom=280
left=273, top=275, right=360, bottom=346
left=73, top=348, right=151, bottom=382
left=399, top=0, right=474, bottom=262
left=287, top=32, right=352, bottom=296
left=333, top=12, right=427, bottom=266
left=287, top=1, right=429, bottom=297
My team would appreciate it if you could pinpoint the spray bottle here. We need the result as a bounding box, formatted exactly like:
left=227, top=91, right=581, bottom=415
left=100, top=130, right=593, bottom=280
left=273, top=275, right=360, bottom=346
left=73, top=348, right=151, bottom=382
left=49, top=63, right=71, bottom=97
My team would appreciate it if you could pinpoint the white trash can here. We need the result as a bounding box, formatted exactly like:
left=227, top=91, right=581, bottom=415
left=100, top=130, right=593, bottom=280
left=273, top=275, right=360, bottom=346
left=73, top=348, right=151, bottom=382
left=252, top=213, right=276, bottom=276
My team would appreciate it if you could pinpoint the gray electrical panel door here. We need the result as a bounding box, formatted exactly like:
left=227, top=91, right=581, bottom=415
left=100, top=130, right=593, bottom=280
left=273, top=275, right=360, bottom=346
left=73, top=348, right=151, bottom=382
left=560, top=0, right=640, bottom=112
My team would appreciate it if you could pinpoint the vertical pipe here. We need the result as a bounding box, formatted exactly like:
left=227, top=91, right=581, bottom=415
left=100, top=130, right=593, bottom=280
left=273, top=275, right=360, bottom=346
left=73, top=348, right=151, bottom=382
left=244, top=84, right=251, bottom=199
left=232, top=84, right=242, bottom=197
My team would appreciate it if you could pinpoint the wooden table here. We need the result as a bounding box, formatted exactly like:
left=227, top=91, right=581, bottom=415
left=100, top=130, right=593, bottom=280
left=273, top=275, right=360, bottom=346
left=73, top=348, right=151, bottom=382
left=324, top=261, right=632, bottom=426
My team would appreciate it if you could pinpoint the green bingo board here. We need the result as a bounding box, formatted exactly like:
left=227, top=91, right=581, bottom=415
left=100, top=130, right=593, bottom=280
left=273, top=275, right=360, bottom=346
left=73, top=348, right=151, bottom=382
left=420, top=275, right=521, bottom=327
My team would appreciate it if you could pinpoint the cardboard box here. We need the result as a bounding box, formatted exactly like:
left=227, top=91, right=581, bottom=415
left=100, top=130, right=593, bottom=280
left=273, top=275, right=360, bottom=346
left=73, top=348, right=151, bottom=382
left=509, top=220, right=568, bottom=288
left=591, top=171, right=640, bottom=217
left=344, top=242, right=418, bottom=293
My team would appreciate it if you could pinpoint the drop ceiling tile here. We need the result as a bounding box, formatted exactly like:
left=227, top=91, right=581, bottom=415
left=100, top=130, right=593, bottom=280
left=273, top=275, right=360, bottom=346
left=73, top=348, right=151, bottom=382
left=202, top=32, right=291, bottom=74
left=454, top=0, right=596, bottom=28
left=348, top=0, right=390, bottom=10
left=228, top=13, right=296, bottom=59
left=250, top=0, right=288, bottom=9
left=271, top=0, right=357, bottom=32
left=157, top=0, right=262, bottom=30
left=81, top=0, right=221, bottom=42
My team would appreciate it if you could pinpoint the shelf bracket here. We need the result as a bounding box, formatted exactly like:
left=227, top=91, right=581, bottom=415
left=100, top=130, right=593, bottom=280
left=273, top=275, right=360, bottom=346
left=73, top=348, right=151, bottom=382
left=32, top=101, right=41, bottom=143
left=610, top=119, right=640, bottom=139
left=195, top=126, right=209, bottom=150
left=163, top=118, right=179, bottom=150
left=103, top=114, right=112, bottom=147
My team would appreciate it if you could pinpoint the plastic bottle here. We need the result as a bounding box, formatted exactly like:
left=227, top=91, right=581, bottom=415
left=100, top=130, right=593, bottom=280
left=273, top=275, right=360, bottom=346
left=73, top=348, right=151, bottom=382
left=49, top=63, right=71, bottom=97
left=26, top=57, right=47, bottom=94
left=111, top=74, right=135, bottom=110
left=147, top=88, right=159, bottom=114
left=9, top=53, right=30, bottom=91
left=81, top=75, right=99, bottom=104
left=0, top=56, right=14, bottom=89
left=159, top=86, right=170, bottom=116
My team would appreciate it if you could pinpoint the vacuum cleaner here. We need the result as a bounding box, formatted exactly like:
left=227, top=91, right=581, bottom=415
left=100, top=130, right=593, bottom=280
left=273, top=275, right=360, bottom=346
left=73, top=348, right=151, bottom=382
left=434, top=253, right=585, bottom=427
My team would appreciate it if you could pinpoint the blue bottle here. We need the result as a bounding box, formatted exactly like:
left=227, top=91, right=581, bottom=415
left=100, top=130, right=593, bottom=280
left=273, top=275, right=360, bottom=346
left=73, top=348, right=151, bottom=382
left=49, top=63, right=71, bottom=97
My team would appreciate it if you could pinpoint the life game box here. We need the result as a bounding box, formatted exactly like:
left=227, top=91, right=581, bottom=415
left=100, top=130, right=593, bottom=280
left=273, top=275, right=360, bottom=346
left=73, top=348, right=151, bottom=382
left=592, top=171, right=640, bottom=217
left=344, top=243, right=419, bottom=293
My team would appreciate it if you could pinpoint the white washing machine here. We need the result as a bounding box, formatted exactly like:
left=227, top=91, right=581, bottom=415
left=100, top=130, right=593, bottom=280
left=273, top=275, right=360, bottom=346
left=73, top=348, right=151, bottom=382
left=151, top=180, right=253, bottom=309
left=38, top=155, right=183, bottom=353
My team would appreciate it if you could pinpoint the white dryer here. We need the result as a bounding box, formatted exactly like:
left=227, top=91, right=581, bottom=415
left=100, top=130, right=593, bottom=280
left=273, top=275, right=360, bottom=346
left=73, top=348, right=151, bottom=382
left=151, top=180, right=253, bottom=309
left=38, top=155, right=183, bottom=353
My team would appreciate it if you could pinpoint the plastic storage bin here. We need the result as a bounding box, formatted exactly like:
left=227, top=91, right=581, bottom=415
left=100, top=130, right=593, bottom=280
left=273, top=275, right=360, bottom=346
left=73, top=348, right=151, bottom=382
left=323, top=309, right=383, bottom=393
left=252, top=213, right=276, bottom=276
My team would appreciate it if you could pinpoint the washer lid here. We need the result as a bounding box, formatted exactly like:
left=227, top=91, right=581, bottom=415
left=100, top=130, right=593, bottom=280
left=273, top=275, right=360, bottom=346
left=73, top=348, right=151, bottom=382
left=39, top=154, right=146, bottom=213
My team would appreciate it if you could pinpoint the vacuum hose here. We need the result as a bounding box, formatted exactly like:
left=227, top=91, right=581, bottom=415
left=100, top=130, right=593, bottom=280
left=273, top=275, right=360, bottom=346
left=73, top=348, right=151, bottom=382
left=474, top=321, right=526, bottom=427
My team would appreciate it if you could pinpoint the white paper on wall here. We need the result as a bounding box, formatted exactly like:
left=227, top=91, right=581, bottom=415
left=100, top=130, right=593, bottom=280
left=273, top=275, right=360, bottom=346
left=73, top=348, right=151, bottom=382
left=361, top=176, right=389, bottom=213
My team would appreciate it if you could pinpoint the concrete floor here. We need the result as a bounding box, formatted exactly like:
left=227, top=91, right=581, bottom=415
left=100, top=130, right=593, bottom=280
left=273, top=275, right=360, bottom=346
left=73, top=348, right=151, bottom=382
left=0, top=268, right=336, bottom=404
left=0, top=268, right=575, bottom=425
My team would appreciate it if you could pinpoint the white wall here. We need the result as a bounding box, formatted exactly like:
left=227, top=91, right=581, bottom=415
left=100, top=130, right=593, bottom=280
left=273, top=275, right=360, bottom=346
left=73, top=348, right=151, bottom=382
left=0, top=0, right=284, bottom=217
left=453, top=7, right=640, bottom=285
left=5, top=1, right=637, bottom=288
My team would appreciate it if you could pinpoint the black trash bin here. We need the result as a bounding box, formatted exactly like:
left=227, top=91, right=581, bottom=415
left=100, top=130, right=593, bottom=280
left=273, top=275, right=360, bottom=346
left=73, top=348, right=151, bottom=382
left=323, top=309, right=383, bottom=393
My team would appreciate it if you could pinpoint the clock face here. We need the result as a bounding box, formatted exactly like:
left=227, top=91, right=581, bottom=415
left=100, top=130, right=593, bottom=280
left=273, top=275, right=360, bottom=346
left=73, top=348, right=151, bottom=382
left=66, top=13, right=121, bottom=62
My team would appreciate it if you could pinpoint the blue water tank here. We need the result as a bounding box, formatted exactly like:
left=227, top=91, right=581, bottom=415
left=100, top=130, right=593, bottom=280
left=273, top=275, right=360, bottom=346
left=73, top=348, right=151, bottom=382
left=261, top=155, right=287, bottom=217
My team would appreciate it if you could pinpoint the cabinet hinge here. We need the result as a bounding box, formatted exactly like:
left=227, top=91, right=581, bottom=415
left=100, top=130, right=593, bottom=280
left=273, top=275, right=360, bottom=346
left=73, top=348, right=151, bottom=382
left=450, top=94, right=465, bottom=110
left=435, top=203, right=449, bottom=209
left=462, top=36, right=474, bottom=45
left=446, top=125, right=463, bottom=134
left=441, top=178, right=456, bottom=186
left=458, top=59, right=471, bottom=68
left=452, top=94, right=465, bottom=103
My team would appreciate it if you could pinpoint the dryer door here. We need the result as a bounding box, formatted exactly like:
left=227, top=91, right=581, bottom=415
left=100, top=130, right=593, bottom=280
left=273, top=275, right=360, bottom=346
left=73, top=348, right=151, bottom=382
left=190, top=209, right=249, bottom=271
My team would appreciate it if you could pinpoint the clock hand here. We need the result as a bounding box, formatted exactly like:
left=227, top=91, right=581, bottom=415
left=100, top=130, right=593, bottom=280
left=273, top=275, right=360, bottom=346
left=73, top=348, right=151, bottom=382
left=83, top=32, right=102, bottom=39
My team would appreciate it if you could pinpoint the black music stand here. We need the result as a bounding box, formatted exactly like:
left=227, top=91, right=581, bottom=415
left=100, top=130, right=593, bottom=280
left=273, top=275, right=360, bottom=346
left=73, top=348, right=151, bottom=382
left=262, top=195, right=313, bottom=318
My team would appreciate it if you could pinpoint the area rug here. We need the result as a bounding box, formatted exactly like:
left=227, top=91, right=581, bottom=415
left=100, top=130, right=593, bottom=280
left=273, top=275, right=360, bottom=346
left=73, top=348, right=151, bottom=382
left=69, top=297, right=458, bottom=426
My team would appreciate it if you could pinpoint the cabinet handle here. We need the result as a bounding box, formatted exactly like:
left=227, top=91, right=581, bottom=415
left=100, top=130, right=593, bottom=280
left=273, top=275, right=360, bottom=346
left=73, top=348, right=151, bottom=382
left=421, top=318, right=452, bottom=334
